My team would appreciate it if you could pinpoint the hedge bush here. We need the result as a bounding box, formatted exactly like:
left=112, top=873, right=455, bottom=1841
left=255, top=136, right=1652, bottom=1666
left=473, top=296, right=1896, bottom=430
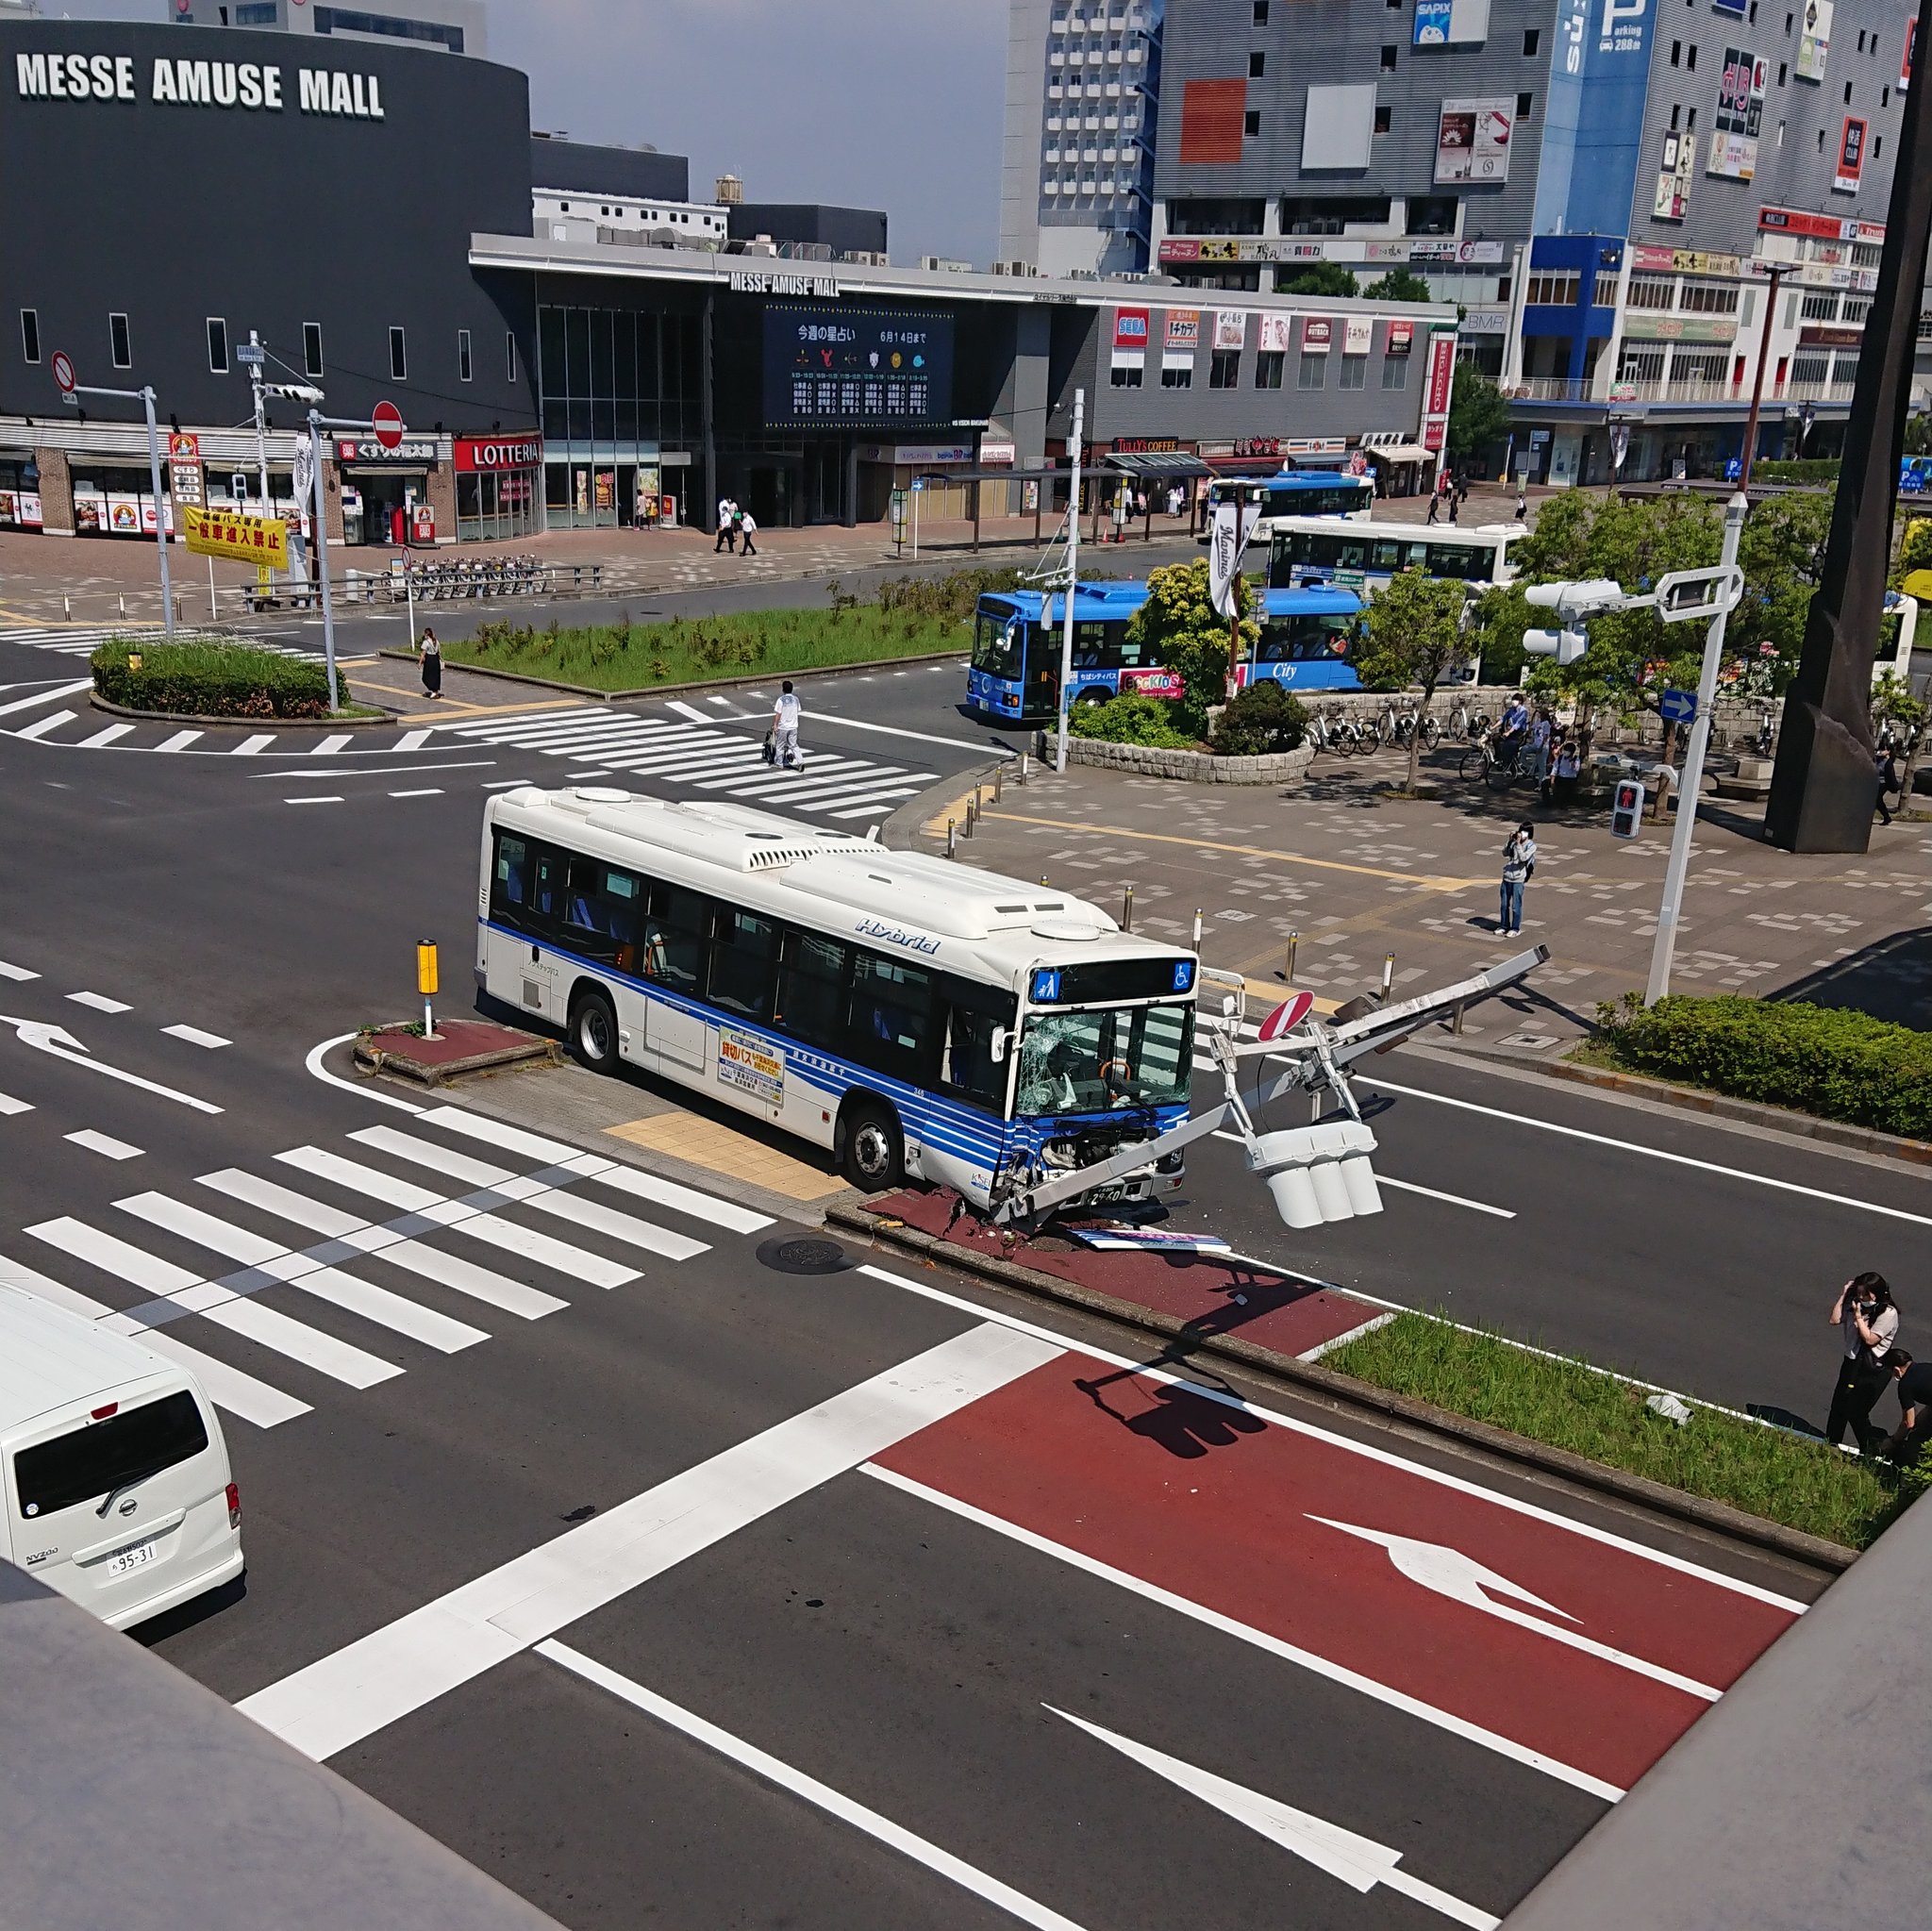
left=92, top=640, right=347, bottom=719
left=1596, top=992, right=1932, bottom=1139
left=1753, top=458, right=1840, bottom=484
left=1066, top=691, right=1192, bottom=747
left=1211, top=679, right=1308, bottom=756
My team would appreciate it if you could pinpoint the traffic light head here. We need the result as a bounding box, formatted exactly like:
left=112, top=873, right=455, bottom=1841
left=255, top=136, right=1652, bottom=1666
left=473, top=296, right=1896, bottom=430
left=1610, top=778, right=1645, bottom=839
left=1524, top=577, right=1624, bottom=622
left=1524, top=626, right=1589, bottom=666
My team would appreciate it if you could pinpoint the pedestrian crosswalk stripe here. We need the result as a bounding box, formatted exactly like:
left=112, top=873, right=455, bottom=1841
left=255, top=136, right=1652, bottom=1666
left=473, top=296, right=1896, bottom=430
left=78, top=723, right=135, bottom=748
left=0, top=679, right=92, bottom=719
left=349, top=1124, right=514, bottom=1189
left=377, top=1236, right=568, bottom=1321
left=521, top=1188, right=708, bottom=1262
left=201, top=1167, right=363, bottom=1238
left=15, top=708, right=76, bottom=741
left=0, top=1092, right=33, bottom=1117
left=155, top=729, right=203, bottom=753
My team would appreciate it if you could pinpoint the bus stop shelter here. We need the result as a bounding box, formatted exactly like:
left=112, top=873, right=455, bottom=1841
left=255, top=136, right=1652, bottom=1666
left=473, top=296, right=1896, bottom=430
left=907, top=466, right=1067, bottom=554
left=1100, top=451, right=1214, bottom=541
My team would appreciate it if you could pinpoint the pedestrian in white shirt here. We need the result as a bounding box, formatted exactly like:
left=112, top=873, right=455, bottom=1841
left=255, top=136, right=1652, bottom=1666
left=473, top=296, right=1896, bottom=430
left=715, top=496, right=737, bottom=554
left=738, top=508, right=758, bottom=558
left=773, top=679, right=804, bottom=769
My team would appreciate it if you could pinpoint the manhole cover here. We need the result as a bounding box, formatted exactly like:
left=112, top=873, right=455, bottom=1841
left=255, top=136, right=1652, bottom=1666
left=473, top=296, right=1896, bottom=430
left=758, top=1237, right=855, bottom=1275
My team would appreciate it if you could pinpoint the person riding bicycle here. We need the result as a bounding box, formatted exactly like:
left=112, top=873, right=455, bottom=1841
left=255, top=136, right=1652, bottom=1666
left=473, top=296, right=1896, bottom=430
left=1493, top=692, right=1531, bottom=769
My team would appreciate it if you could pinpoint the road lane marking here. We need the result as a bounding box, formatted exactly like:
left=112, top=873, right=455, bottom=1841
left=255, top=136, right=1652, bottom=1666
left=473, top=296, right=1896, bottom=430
left=285, top=795, right=343, bottom=805
left=236, top=1321, right=1061, bottom=1761
left=76, top=723, right=135, bottom=747
left=67, top=990, right=131, bottom=1014
left=861, top=1463, right=1621, bottom=1804
left=14, top=709, right=75, bottom=741
left=155, top=729, right=204, bottom=753
left=541, top=1641, right=1095, bottom=1931
left=1298, top=1312, right=1396, bottom=1361
left=311, top=734, right=352, bottom=755
left=65, top=1130, right=142, bottom=1160
left=0, top=960, right=40, bottom=981
left=0, top=1091, right=32, bottom=1116
left=261, top=760, right=496, bottom=779
left=0, top=1250, right=309, bottom=1427
left=666, top=700, right=714, bottom=724
left=162, top=1024, right=230, bottom=1049
left=0, top=1014, right=222, bottom=1113
left=1376, top=1175, right=1517, bottom=1218
left=232, top=734, right=276, bottom=756
left=392, top=729, right=432, bottom=752
left=854, top=1265, right=1807, bottom=1615
left=0, top=678, right=92, bottom=719
left=798, top=708, right=1014, bottom=753
left=387, top=788, right=443, bottom=798
left=1047, top=1706, right=1499, bottom=1928
left=1363, top=1075, right=1932, bottom=1229
left=987, top=812, right=1489, bottom=891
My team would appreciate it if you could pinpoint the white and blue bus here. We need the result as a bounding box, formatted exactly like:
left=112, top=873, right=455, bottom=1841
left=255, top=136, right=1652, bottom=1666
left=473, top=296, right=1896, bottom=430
left=967, top=582, right=1366, bottom=718
left=1198, top=468, right=1374, bottom=547
left=478, top=787, right=1204, bottom=1210
left=1267, top=516, right=1524, bottom=593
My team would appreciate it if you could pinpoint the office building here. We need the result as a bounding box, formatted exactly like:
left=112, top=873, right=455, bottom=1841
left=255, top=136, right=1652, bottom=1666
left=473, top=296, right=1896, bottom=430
left=167, top=0, right=486, bottom=57
left=998, top=0, right=1164, bottom=276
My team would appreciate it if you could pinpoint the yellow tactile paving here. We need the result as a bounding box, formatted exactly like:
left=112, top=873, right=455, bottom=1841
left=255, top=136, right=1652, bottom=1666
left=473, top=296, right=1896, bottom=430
left=605, top=1112, right=844, bottom=1201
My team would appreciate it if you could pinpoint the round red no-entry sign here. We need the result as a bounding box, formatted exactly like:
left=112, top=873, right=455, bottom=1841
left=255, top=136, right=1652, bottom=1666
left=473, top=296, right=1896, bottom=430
left=1257, top=990, right=1316, bottom=1041
left=51, top=351, right=75, bottom=396
left=372, top=400, right=405, bottom=450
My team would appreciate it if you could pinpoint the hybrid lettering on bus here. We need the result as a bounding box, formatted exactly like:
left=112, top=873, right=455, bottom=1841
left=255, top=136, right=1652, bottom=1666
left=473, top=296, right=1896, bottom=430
left=1197, top=468, right=1374, bottom=547
left=478, top=787, right=1204, bottom=1211
left=967, top=582, right=1365, bottom=717
left=1267, top=516, right=1524, bottom=593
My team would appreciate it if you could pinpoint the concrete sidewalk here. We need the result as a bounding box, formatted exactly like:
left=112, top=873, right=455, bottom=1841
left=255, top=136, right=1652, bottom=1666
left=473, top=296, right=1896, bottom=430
left=913, top=750, right=1932, bottom=1047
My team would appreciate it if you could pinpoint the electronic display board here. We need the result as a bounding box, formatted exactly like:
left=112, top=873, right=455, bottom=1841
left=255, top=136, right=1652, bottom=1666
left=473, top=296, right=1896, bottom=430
left=763, top=304, right=954, bottom=428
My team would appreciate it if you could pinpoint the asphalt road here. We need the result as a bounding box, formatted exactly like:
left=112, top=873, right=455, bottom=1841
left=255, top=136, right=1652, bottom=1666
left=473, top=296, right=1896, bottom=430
left=0, top=616, right=1903, bottom=1925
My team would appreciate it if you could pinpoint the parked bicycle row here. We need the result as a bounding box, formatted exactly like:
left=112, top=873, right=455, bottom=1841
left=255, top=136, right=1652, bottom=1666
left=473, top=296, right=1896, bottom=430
left=1305, top=697, right=1492, bottom=758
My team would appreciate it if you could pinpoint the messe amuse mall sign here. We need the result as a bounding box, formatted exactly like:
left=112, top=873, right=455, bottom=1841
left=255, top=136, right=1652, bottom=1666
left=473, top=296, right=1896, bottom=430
left=14, top=50, right=390, bottom=119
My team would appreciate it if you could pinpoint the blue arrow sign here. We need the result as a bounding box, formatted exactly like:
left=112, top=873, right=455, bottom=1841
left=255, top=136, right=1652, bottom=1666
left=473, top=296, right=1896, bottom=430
left=1659, top=688, right=1697, bottom=725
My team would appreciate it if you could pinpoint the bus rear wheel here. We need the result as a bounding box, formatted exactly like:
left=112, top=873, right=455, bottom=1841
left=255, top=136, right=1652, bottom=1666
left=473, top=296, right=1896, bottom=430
left=571, top=988, right=619, bottom=1074
left=841, top=1098, right=905, bottom=1193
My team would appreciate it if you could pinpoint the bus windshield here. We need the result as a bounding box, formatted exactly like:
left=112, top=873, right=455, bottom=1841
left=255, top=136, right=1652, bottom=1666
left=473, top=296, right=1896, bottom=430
left=973, top=608, right=1024, bottom=680
left=1015, top=1002, right=1194, bottom=1116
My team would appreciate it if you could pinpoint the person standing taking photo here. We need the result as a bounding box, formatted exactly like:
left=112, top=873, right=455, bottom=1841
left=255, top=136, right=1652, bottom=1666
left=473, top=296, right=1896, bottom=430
left=1825, top=1273, right=1899, bottom=1452
left=1498, top=822, right=1537, bottom=937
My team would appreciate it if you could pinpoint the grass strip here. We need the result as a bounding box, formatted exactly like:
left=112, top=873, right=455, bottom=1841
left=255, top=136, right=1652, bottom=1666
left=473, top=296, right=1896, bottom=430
left=440, top=606, right=967, bottom=692
left=1322, top=1311, right=1920, bottom=1551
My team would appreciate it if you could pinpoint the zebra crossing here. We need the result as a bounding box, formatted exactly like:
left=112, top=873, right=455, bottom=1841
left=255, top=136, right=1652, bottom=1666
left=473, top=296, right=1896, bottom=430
left=2, top=1104, right=773, bottom=1429
left=434, top=705, right=939, bottom=822
left=4, top=624, right=324, bottom=662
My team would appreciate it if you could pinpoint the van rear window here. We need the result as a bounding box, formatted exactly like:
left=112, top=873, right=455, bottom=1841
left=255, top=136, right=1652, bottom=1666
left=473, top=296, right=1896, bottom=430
left=13, top=1391, right=209, bottom=1520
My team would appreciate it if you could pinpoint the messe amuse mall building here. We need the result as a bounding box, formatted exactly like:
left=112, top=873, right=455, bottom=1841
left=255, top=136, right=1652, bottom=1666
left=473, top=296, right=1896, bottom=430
left=0, top=18, right=1456, bottom=546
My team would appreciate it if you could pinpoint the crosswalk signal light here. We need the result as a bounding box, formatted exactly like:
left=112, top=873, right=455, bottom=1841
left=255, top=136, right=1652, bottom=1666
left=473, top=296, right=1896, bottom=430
left=1610, top=779, right=1645, bottom=839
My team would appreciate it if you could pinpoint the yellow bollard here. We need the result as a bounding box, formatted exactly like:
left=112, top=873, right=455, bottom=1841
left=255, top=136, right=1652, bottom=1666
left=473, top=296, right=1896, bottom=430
left=417, top=940, right=440, bottom=1040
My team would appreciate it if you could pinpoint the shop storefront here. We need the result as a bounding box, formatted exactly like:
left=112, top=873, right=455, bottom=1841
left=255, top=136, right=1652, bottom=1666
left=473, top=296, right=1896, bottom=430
left=70, top=463, right=175, bottom=540
left=0, top=453, right=42, bottom=530
left=454, top=434, right=542, bottom=542
left=543, top=441, right=667, bottom=530
left=335, top=435, right=444, bottom=547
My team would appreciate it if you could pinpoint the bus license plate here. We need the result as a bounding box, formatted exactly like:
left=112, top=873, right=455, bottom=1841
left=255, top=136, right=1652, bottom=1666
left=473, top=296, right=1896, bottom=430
left=106, top=1538, right=160, bottom=1578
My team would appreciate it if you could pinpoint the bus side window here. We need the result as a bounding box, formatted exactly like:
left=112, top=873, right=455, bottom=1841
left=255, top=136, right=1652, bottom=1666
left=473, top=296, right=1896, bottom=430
left=708, top=907, right=778, bottom=1021
left=773, top=929, right=851, bottom=1048
left=939, top=987, right=1014, bottom=1112
left=848, top=951, right=934, bottom=1083
left=644, top=883, right=705, bottom=993
left=530, top=848, right=565, bottom=929
left=561, top=860, right=644, bottom=971
left=491, top=832, right=534, bottom=932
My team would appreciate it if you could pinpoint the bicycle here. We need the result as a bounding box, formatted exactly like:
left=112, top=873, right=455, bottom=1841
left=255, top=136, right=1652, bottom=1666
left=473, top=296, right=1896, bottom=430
left=1458, top=734, right=1539, bottom=789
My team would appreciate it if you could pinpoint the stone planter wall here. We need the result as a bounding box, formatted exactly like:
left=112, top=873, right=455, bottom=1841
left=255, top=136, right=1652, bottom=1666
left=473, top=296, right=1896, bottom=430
left=1040, top=731, right=1316, bottom=785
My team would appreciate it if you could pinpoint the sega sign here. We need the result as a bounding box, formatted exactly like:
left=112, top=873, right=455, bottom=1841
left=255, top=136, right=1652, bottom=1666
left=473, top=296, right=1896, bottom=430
left=1111, top=308, right=1150, bottom=352
left=1534, top=0, right=1661, bottom=239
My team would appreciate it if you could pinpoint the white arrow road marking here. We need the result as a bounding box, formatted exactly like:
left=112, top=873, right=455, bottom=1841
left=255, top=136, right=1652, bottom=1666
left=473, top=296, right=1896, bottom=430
left=1044, top=1706, right=1500, bottom=1929
left=0, top=1015, right=223, bottom=1114
left=1307, top=1517, right=1723, bottom=1702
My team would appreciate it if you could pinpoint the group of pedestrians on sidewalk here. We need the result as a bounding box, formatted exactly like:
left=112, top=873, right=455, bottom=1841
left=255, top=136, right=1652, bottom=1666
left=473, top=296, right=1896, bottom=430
left=1825, top=1273, right=1932, bottom=1459
left=713, top=495, right=760, bottom=558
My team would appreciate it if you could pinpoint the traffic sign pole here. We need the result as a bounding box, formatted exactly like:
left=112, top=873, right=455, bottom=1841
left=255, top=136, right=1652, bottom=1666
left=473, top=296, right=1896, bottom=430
left=61, top=358, right=175, bottom=638
left=305, top=399, right=407, bottom=714
left=1644, top=490, right=1747, bottom=1004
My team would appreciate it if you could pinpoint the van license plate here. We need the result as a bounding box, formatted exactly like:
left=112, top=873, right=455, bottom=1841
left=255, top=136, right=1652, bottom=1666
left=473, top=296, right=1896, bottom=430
left=106, top=1538, right=159, bottom=1577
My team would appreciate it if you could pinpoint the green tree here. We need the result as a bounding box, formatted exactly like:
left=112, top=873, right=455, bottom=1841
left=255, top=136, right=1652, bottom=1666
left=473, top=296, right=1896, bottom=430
left=1355, top=568, right=1471, bottom=792
left=1362, top=268, right=1433, bottom=305
left=1124, top=559, right=1258, bottom=736
left=1445, top=365, right=1513, bottom=466
left=1873, top=670, right=1928, bottom=807
left=1277, top=262, right=1360, bottom=299
left=1892, top=511, right=1932, bottom=587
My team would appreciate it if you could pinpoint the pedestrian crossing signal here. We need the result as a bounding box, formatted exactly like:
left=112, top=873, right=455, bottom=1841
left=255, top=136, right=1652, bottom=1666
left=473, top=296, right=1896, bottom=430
left=1610, top=779, right=1644, bottom=840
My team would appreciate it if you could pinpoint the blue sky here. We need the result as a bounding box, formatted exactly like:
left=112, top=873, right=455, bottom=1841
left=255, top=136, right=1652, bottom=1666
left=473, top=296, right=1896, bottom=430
left=74, top=0, right=1008, bottom=262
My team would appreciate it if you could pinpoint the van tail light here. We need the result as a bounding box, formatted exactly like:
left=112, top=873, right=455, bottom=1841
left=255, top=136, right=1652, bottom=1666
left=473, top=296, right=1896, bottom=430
left=225, top=1481, right=242, bottom=1529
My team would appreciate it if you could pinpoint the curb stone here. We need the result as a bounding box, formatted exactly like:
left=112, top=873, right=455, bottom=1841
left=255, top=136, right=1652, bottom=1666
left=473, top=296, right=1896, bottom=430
left=826, top=1200, right=1856, bottom=1577
left=87, top=692, right=397, bottom=727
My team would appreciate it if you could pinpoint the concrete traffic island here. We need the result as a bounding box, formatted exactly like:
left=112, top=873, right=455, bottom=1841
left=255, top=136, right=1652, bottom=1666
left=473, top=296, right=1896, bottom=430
left=354, top=1018, right=558, bottom=1086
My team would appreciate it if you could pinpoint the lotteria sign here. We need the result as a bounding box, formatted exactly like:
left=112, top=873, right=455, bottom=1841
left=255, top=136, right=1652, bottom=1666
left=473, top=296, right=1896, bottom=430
left=14, top=49, right=389, bottom=118
left=453, top=435, right=541, bottom=473
left=1532, top=0, right=1661, bottom=239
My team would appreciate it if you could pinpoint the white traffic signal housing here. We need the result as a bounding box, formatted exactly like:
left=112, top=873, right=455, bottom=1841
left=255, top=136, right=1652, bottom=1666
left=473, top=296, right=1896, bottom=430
left=1249, top=1120, right=1384, bottom=1229
left=1610, top=778, right=1645, bottom=838
left=1524, top=626, right=1589, bottom=665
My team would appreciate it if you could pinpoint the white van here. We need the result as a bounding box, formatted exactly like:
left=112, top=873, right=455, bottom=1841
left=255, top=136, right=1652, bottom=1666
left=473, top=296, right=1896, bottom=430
left=0, top=1284, right=243, bottom=1630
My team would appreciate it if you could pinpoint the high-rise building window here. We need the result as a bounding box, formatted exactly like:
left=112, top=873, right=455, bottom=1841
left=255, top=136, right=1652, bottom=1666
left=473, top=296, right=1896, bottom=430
left=109, top=312, right=131, bottom=369
left=507, top=332, right=518, bottom=384
left=1381, top=355, right=1407, bottom=390
left=1249, top=51, right=1265, bottom=76
left=1243, top=109, right=1260, bottom=136
left=458, top=328, right=473, bottom=382
left=207, top=318, right=228, bottom=373
left=389, top=326, right=408, bottom=381
left=20, top=308, right=39, bottom=365
left=1209, top=349, right=1241, bottom=388
left=1254, top=350, right=1284, bottom=389
left=1296, top=353, right=1325, bottom=391
left=1523, top=27, right=1540, bottom=56
left=304, top=322, right=325, bottom=377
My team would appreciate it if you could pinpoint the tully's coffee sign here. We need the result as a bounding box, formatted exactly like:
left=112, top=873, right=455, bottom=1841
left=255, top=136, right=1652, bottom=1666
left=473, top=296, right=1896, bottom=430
left=15, top=50, right=390, bottom=119
left=1112, top=437, right=1180, bottom=454
left=454, top=435, right=542, bottom=474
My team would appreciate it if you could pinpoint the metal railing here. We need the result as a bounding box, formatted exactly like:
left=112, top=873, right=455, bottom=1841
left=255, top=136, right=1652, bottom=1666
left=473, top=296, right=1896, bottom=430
left=1507, top=375, right=1859, bottom=408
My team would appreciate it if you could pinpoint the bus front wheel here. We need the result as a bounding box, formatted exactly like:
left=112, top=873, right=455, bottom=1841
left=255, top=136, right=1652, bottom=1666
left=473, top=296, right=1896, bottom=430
left=841, top=1098, right=905, bottom=1193
left=572, top=988, right=619, bottom=1074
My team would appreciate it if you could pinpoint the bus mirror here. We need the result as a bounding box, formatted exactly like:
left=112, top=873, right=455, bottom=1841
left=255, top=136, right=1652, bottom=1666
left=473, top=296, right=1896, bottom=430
left=1221, top=994, right=1239, bottom=1019
left=990, top=1027, right=1008, bottom=1063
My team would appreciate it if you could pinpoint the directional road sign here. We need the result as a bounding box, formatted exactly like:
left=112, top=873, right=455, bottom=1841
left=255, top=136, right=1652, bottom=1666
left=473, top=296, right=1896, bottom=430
left=235, top=342, right=266, bottom=366
left=1659, top=688, right=1697, bottom=725
left=372, top=400, right=406, bottom=451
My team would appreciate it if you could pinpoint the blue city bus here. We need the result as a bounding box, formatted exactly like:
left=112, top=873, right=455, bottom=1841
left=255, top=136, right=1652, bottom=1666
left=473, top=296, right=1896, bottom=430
left=1241, top=587, right=1366, bottom=691
left=1197, top=468, right=1374, bottom=546
left=967, top=580, right=1156, bottom=721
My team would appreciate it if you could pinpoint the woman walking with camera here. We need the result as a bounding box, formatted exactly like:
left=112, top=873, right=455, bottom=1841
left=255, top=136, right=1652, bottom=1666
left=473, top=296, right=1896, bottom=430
left=1825, top=1272, right=1900, bottom=1452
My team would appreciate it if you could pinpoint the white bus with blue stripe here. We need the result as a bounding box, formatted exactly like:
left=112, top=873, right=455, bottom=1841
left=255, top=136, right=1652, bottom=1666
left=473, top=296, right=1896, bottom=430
left=478, top=787, right=1201, bottom=1210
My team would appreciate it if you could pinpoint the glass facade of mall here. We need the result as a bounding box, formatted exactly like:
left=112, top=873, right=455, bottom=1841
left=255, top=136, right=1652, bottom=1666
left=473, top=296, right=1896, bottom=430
left=537, top=302, right=703, bottom=528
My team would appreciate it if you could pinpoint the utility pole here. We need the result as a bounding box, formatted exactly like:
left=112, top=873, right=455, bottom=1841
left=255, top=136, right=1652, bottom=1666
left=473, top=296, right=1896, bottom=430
left=68, top=377, right=174, bottom=638
left=1737, top=263, right=1783, bottom=491
left=1645, top=490, right=1748, bottom=1003
left=1055, top=385, right=1084, bottom=774
left=247, top=330, right=270, bottom=512
left=308, top=407, right=340, bottom=711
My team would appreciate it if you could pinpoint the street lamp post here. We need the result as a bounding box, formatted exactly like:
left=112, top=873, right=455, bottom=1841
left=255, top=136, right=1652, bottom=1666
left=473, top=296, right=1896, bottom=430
left=1055, top=386, right=1085, bottom=775
left=69, top=379, right=174, bottom=638
left=304, top=401, right=400, bottom=715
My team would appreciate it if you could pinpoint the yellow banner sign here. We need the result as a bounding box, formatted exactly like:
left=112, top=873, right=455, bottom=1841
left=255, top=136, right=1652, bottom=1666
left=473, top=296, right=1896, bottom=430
left=183, top=504, right=288, bottom=569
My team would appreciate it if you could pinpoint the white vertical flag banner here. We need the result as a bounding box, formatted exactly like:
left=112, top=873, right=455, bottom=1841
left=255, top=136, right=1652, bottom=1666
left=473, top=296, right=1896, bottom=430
left=1208, top=500, right=1258, bottom=617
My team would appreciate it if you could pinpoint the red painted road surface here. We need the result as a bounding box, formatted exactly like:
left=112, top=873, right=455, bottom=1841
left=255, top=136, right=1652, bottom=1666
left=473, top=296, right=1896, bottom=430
left=874, top=1357, right=1803, bottom=1795
left=868, top=1190, right=1376, bottom=1358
